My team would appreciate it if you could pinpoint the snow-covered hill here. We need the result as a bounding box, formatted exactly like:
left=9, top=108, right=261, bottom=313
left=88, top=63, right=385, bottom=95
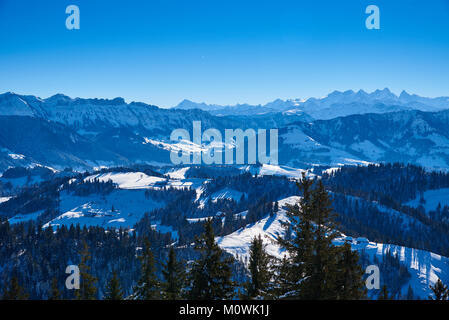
left=217, top=196, right=449, bottom=299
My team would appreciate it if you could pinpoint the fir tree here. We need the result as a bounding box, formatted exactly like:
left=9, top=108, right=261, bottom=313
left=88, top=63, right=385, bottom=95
left=161, top=247, right=185, bottom=300
left=244, top=235, right=272, bottom=299
left=275, top=173, right=315, bottom=299
left=134, top=238, right=160, bottom=300
left=406, top=285, right=414, bottom=300
left=276, top=173, right=365, bottom=300
left=188, top=219, right=234, bottom=300
left=75, top=241, right=98, bottom=300
left=378, top=284, right=392, bottom=300
left=2, top=276, right=28, bottom=300
left=429, top=278, right=449, bottom=300
left=49, top=277, right=61, bottom=300
left=104, top=271, right=124, bottom=300
left=335, top=243, right=366, bottom=299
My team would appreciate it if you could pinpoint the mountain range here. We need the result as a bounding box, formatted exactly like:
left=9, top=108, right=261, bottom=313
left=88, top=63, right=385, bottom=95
left=174, top=88, right=449, bottom=119
left=1, top=89, right=449, bottom=172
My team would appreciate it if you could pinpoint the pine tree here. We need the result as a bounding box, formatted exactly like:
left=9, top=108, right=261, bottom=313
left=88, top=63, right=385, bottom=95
left=335, top=243, right=366, bottom=299
left=378, top=285, right=391, bottom=300
left=49, top=277, right=61, bottom=300
left=75, top=241, right=98, bottom=300
left=275, top=173, right=314, bottom=299
left=134, top=237, right=160, bottom=300
left=276, top=173, right=365, bottom=300
left=188, top=219, right=235, bottom=300
left=161, top=247, right=185, bottom=300
left=104, top=271, right=124, bottom=300
left=429, top=278, right=449, bottom=300
left=2, top=276, right=28, bottom=300
left=301, top=179, right=342, bottom=299
left=244, top=235, right=272, bottom=299
left=406, top=285, right=414, bottom=300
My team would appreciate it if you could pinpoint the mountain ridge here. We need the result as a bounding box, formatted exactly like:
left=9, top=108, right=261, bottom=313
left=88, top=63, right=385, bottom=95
left=173, top=88, right=449, bottom=118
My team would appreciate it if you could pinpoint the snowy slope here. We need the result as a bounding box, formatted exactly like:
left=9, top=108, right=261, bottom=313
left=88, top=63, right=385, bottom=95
left=43, top=189, right=165, bottom=229
left=8, top=170, right=208, bottom=237
left=406, top=188, right=449, bottom=212
left=240, top=163, right=312, bottom=179
left=217, top=196, right=449, bottom=299
left=84, top=172, right=166, bottom=189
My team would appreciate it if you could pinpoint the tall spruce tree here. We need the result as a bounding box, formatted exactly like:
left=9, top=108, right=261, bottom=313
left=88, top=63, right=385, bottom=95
left=244, top=235, right=272, bottom=299
left=104, top=271, right=124, bottom=300
left=2, top=276, right=28, bottom=300
left=335, top=243, right=366, bottom=299
left=134, top=237, right=160, bottom=300
left=276, top=173, right=365, bottom=300
left=429, top=278, right=449, bottom=300
left=161, top=247, right=185, bottom=300
left=49, top=277, right=61, bottom=300
left=188, top=219, right=234, bottom=300
left=275, top=173, right=314, bottom=299
left=75, top=242, right=98, bottom=300
left=378, top=285, right=392, bottom=300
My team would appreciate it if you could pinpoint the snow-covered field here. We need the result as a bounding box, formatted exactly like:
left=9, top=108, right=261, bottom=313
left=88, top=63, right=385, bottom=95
left=43, top=189, right=165, bottom=229
left=84, top=172, right=166, bottom=189
left=240, top=163, right=308, bottom=179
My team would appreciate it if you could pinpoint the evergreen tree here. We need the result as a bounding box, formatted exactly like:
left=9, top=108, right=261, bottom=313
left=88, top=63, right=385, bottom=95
left=429, top=278, right=449, bottom=300
left=161, top=247, right=185, bottom=300
left=276, top=173, right=365, bottom=299
left=275, top=173, right=314, bottom=299
left=335, top=243, right=366, bottom=299
left=49, top=277, right=61, bottom=300
left=2, top=276, right=28, bottom=300
left=406, top=285, right=414, bottom=300
left=188, top=219, right=234, bottom=300
left=104, top=271, right=124, bottom=300
left=75, top=241, right=98, bottom=300
left=134, top=238, right=160, bottom=300
left=244, top=235, right=272, bottom=299
left=378, top=285, right=391, bottom=300
left=301, top=179, right=341, bottom=299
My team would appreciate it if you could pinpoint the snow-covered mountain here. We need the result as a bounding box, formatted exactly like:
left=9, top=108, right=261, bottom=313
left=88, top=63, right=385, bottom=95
left=279, top=109, right=449, bottom=170
left=1, top=91, right=449, bottom=172
left=174, top=89, right=449, bottom=119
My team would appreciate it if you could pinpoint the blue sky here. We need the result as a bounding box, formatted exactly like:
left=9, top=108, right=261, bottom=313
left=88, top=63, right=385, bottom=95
left=0, top=0, right=448, bottom=107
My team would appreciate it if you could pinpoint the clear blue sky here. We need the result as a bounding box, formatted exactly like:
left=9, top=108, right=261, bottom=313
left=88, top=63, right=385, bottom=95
left=0, top=0, right=448, bottom=107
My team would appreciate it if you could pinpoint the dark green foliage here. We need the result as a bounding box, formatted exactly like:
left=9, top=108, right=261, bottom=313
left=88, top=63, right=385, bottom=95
left=75, top=242, right=98, bottom=300
left=134, top=238, right=160, bottom=300
left=104, top=271, right=124, bottom=300
left=2, top=276, right=28, bottom=300
left=324, top=163, right=449, bottom=257
left=244, top=235, right=272, bottom=299
left=276, top=173, right=366, bottom=300
left=378, top=285, right=392, bottom=300
left=335, top=243, right=366, bottom=299
left=188, top=219, right=235, bottom=300
left=161, top=247, right=185, bottom=300
left=49, top=277, right=61, bottom=300
left=429, top=278, right=449, bottom=300
left=406, top=285, right=414, bottom=300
